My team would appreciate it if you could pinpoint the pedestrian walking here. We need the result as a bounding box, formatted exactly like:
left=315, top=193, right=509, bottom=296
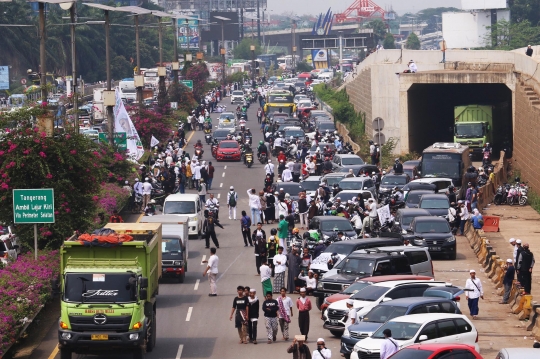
left=230, top=285, right=249, bottom=344
left=198, top=179, right=207, bottom=204
left=241, top=210, right=253, bottom=247
left=247, top=188, right=262, bottom=225
left=227, top=186, right=238, bottom=220
left=267, top=230, right=278, bottom=276
left=296, top=288, right=312, bottom=341
left=263, top=291, right=279, bottom=344
left=278, top=287, right=293, bottom=341
left=278, top=215, right=289, bottom=254
left=207, top=161, right=215, bottom=189
left=253, top=223, right=267, bottom=274
left=500, top=258, right=515, bottom=304
left=273, top=247, right=287, bottom=293
left=380, top=329, right=399, bottom=359
left=247, top=289, right=260, bottom=344
left=142, top=177, right=152, bottom=210
left=261, top=259, right=273, bottom=295
left=312, top=338, right=331, bottom=359
left=516, top=243, right=535, bottom=294
left=204, top=212, right=223, bottom=248
left=286, top=336, right=311, bottom=359
left=465, top=269, right=484, bottom=319
left=202, top=247, right=219, bottom=296
left=287, top=246, right=302, bottom=293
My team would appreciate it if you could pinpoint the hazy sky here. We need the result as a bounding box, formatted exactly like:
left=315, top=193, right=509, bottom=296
left=267, top=0, right=461, bottom=17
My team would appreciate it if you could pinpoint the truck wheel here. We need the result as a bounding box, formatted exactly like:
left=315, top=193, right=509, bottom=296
left=178, top=270, right=185, bottom=283
left=330, top=330, right=342, bottom=338
left=59, top=348, right=72, bottom=359
left=133, top=348, right=144, bottom=359
left=146, top=311, right=157, bottom=352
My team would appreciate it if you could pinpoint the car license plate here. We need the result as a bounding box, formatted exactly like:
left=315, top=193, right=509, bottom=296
left=330, top=320, right=339, bottom=325
left=430, top=246, right=441, bottom=251
left=91, top=334, right=108, bottom=340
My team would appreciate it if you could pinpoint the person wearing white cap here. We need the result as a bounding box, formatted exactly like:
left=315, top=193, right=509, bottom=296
left=227, top=186, right=238, bottom=220
left=296, top=288, right=312, bottom=342
left=247, top=288, right=260, bottom=344
left=408, top=59, right=417, bottom=73
left=500, top=259, right=515, bottom=304
left=141, top=177, right=153, bottom=211
left=515, top=239, right=522, bottom=263
left=345, top=299, right=358, bottom=328
left=465, top=269, right=483, bottom=319
left=298, top=270, right=317, bottom=295
left=265, top=160, right=275, bottom=182
left=312, top=338, right=331, bottom=359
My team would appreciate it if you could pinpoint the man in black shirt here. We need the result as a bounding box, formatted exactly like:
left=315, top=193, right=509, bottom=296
left=263, top=291, right=279, bottom=344
left=247, top=288, right=260, bottom=344
left=204, top=212, right=224, bottom=249
left=230, top=285, right=250, bottom=344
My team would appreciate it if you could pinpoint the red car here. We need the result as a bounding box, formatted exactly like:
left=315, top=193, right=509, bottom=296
left=215, top=140, right=241, bottom=161
left=388, top=343, right=483, bottom=359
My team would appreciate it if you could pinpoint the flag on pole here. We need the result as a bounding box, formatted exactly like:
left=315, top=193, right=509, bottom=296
left=150, top=135, right=160, bottom=148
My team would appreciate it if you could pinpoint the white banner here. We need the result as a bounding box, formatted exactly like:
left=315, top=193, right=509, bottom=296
left=113, top=88, right=144, bottom=160
left=377, top=204, right=391, bottom=225
left=150, top=135, right=160, bottom=148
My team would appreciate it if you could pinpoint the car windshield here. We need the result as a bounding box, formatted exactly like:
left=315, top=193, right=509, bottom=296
left=406, top=192, right=424, bottom=205
left=335, top=192, right=367, bottom=203
left=310, top=144, right=335, bottom=152
left=340, top=181, right=364, bottom=190
left=414, top=221, right=450, bottom=233
left=342, top=282, right=372, bottom=294
left=220, top=113, right=234, bottom=119
left=281, top=184, right=303, bottom=196
left=324, top=242, right=357, bottom=255
left=422, top=161, right=460, bottom=179
left=342, top=157, right=364, bottom=165
left=162, top=238, right=182, bottom=253
left=300, top=180, right=320, bottom=191
left=325, top=176, right=345, bottom=186
left=214, top=131, right=230, bottom=138
left=321, top=220, right=353, bottom=231
left=163, top=201, right=196, bottom=215
left=350, top=284, right=387, bottom=301
left=373, top=321, right=421, bottom=340
left=318, top=123, right=335, bottom=130
left=219, top=142, right=238, bottom=148
left=455, top=123, right=484, bottom=138
left=64, top=273, right=137, bottom=303
left=362, top=305, right=409, bottom=323
left=382, top=176, right=408, bottom=185
left=232, top=91, right=243, bottom=96
left=219, top=122, right=235, bottom=128
left=401, top=215, right=416, bottom=226
left=420, top=199, right=449, bottom=209
left=284, top=130, right=305, bottom=138
left=295, top=82, right=305, bottom=87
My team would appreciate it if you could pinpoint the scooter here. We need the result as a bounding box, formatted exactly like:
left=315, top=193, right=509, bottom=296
left=244, top=152, right=253, bottom=168
left=493, top=184, right=507, bottom=205
left=205, top=133, right=213, bottom=145
left=194, top=147, right=203, bottom=159
left=259, top=153, right=268, bottom=164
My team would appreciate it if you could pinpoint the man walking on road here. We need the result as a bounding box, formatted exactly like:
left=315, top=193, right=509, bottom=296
left=516, top=243, right=535, bottom=294
left=263, top=291, right=279, bottom=344
left=247, top=289, right=260, bottom=344
left=296, top=288, right=312, bottom=341
left=380, top=329, right=399, bottom=359
left=204, top=212, right=224, bottom=249
left=278, top=287, right=293, bottom=341
left=241, top=210, right=253, bottom=247
left=261, top=259, right=273, bottom=295
left=227, top=186, right=238, bottom=220
left=253, top=224, right=267, bottom=274
left=142, top=177, right=152, bottom=211
left=500, top=258, right=515, bottom=304
left=273, top=247, right=287, bottom=293
left=278, top=215, right=289, bottom=254
left=286, top=336, right=311, bottom=359
left=230, top=285, right=250, bottom=344
left=247, top=188, right=262, bottom=224
left=202, top=247, right=219, bottom=296
left=207, top=161, right=215, bottom=190
left=465, top=269, right=483, bottom=319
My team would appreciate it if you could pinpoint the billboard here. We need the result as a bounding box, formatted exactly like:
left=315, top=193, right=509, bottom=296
left=202, top=11, right=240, bottom=41
left=442, top=10, right=510, bottom=48
left=461, top=0, right=508, bottom=10
left=178, top=17, right=199, bottom=50
left=0, top=66, right=9, bottom=90
left=311, top=49, right=330, bottom=69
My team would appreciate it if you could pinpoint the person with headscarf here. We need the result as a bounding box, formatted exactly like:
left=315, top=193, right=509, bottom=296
left=265, top=192, right=276, bottom=224
left=345, top=168, right=355, bottom=178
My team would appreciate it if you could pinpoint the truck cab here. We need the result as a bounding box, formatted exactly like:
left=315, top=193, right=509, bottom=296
left=453, top=105, right=492, bottom=155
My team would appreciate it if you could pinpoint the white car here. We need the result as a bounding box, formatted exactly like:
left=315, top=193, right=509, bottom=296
left=351, top=313, right=480, bottom=359
left=300, top=176, right=322, bottom=199
left=230, top=90, right=244, bottom=104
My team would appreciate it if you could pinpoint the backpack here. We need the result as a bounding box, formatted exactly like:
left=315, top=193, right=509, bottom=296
left=228, top=192, right=237, bottom=207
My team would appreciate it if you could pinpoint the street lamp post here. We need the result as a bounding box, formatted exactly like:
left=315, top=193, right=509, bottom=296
left=38, top=2, right=47, bottom=106
left=250, top=45, right=255, bottom=82
left=338, top=30, right=343, bottom=71
left=256, top=0, right=261, bottom=44
left=104, top=10, right=114, bottom=145
left=214, top=16, right=231, bottom=86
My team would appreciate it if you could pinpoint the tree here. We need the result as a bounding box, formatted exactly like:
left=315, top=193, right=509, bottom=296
left=509, top=0, right=540, bottom=26
left=185, top=62, right=210, bottom=102
left=405, top=33, right=421, bottom=50
left=233, top=38, right=262, bottom=60
left=485, top=19, right=540, bottom=49
left=365, top=19, right=387, bottom=44
left=383, top=33, right=396, bottom=49
left=296, top=61, right=313, bottom=72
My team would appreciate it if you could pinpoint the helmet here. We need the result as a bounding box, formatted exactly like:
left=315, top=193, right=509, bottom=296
left=237, top=136, right=242, bottom=141
left=486, top=142, right=490, bottom=146
left=292, top=228, right=300, bottom=234
left=382, top=170, right=387, bottom=175
left=303, top=232, right=311, bottom=240
left=259, top=140, right=263, bottom=145
left=334, top=131, right=338, bottom=135
left=270, top=228, right=277, bottom=235
left=290, top=136, right=294, bottom=140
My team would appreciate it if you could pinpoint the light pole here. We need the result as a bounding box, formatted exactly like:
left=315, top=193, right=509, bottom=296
left=338, top=30, right=343, bottom=71
left=256, top=0, right=261, bottom=44
left=59, top=1, right=78, bottom=131
left=250, top=44, right=255, bottom=82
left=214, top=16, right=231, bottom=86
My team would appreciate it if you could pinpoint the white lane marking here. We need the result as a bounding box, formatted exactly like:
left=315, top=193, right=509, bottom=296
left=224, top=166, right=227, bottom=169
left=222, top=172, right=225, bottom=177
left=217, top=250, right=244, bottom=283
left=194, top=279, right=200, bottom=291
left=220, top=183, right=223, bottom=188
left=201, top=255, right=206, bottom=265
left=217, top=193, right=221, bottom=199
left=186, top=307, right=193, bottom=321
left=176, top=344, right=184, bottom=359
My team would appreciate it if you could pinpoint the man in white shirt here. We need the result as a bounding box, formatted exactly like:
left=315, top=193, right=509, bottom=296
left=345, top=299, right=357, bottom=328
left=282, top=167, right=293, bottom=182
left=278, top=287, right=293, bottom=340
left=312, top=338, right=331, bottom=359
left=142, top=177, right=153, bottom=210
left=465, top=269, right=483, bottom=319
left=458, top=200, right=469, bottom=235
left=297, top=270, right=317, bottom=295
left=265, top=160, right=275, bottom=181
left=408, top=60, right=418, bottom=73
left=205, top=193, right=220, bottom=218
left=274, top=136, right=284, bottom=152
left=227, top=186, right=238, bottom=220
left=380, top=329, right=399, bottom=359
left=192, top=161, right=202, bottom=190
left=202, top=247, right=219, bottom=296
left=273, top=246, right=287, bottom=293
left=260, top=259, right=273, bottom=295
left=247, top=188, right=262, bottom=225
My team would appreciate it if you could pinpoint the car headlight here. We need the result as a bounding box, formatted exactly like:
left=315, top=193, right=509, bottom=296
left=402, top=229, right=407, bottom=234
left=174, top=261, right=182, bottom=266
left=317, top=282, right=324, bottom=289
left=342, top=284, right=350, bottom=290
left=343, top=327, right=350, bottom=337
left=129, top=333, right=139, bottom=340
left=414, top=239, right=424, bottom=245
left=61, top=333, right=72, bottom=340
left=446, top=236, right=456, bottom=242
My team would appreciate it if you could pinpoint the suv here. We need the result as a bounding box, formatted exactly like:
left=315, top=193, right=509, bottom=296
left=323, top=281, right=454, bottom=336
left=418, top=194, right=450, bottom=218
left=393, top=208, right=432, bottom=238
left=341, top=297, right=461, bottom=357
left=350, top=313, right=480, bottom=359
left=315, top=247, right=434, bottom=308
left=338, top=177, right=377, bottom=199
left=332, top=154, right=365, bottom=169
left=308, top=216, right=357, bottom=240
left=405, top=189, right=436, bottom=208
left=403, top=178, right=453, bottom=197
left=408, top=216, right=457, bottom=260
left=230, top=90, right=244, bottom=104
left=378, top=174, right=411, bottom=194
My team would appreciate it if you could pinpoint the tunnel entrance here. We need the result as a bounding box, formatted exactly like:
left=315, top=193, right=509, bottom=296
left=407, top=83, right=512, bottom=155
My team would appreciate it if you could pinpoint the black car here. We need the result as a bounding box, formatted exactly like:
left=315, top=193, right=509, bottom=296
left=272, top=183, right=304, bottom=201
left=309, top=216, right=356, bottom=239
left=418, top=193, right=450, bottom=218
left=407, top=216, right=456, bottom=259
left=212, top=129, right=234, bottom=142
left=337, top=165, right=380, bottom=177
left=378, top=174, right=411, bottom=194
left=316, top=121, right=336, bottom=133
left=405, top=189, right=436, bottom=208
left=402, top=182, right=437, bottom=196
left=393, top=208, right=432, bottom=239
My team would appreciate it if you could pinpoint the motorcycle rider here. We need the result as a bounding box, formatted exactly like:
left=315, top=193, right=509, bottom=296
left=322, top=157, right=333, bottom=174
left=243, top=141, right=253, bottom=165
left=257, top=140, right=268, bottom=160
left=393, top=187, right=404, bottom=202
left=393, top=158, right=403, bottom=174
left=244, top=128, right=253, bottom=144
left=277, top=150, right=287, bottom=163
left=194, top=139, right=204, bottom=157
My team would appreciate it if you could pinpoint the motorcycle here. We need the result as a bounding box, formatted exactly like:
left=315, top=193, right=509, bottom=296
left=506, top=185, right=523, bottom=206
left=245, top=152, right=253, bottom=168
left=482, top=151, right=491, bottom=166
left=211, top=141, right=218, bottom=158
left=259, top=153, right=268, bottom=164
left=205, top=133, right=213, bottom=145
left=493, top=184, right=508, bottom=205
left=194, top=147, right=203, bottom=159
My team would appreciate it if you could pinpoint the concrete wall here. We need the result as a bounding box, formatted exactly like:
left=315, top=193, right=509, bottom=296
left=345, top=68, right=372, bottom=137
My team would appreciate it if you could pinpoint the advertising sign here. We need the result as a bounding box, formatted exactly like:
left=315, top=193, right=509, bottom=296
left=13, top=189, right=55, bottom=224
left=311, top=49, right=330, bottom=69
left=0, top=66, right=9, bottom=90
left=178, top=17, right=199, bottom=50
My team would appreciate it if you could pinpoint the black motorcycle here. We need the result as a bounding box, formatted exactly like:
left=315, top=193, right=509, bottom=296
left=493, top=183, right=508, bottom=205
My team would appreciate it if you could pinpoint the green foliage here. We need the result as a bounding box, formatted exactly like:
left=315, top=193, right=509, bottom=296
left=185, top=62, right=210, bottom=101
left=510, top=0, right=540, bottom=26
left=365, top=19, right=387, bottom=44
left=296, top=61, right=313, bottom=72
left=233, top=38, right=262, bottom=60
left=227, top=72, right=249, bottom=84
left=380, top=138, right=399, bottom=169
left=484, top=19, right=540, bottom=49
left=168, top=81, right=197, bottom=113
left=405, top=33, right=421, bottom=50
left=383, top=33, right=396, bottom=49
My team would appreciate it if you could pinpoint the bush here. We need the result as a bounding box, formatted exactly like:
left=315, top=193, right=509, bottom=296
left=0, top=250, right=59, bottom=356
left=128, top=107, right=176, bottom=148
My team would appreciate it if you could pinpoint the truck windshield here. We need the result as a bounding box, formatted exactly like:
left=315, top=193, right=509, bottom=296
left=162, top=238, right=182, bottom=253
left=163, top=201, right=195, bottom=215
left=64, top=273, right=137, bottom=303
left=339, top=258, right=375, bottom=276
left=455, top=123, right=484, bottom=138
left=421, top=161, right=460, bottom=179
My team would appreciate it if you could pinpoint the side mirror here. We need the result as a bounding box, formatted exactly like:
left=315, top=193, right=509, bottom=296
left=336, top=269, right=341, bottom=274
left=418, top=335, right=428, bottom=342
left=139, top=288, right=148, bottom=300
left=382, top=297, right=392, bottom=302
left=144, top=302, right=154, bottom=316
left=139, top=277, right=149, bottom=289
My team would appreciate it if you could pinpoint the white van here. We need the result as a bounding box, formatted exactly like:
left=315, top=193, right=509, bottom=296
left=162, top=194, right=204, bottom=238
left=318, top=72, right=333, bottom=81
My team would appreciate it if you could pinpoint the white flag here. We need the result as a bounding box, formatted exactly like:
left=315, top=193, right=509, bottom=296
left=113, top=88, right=144, bottom=160
left=150, top=135, right=160, bottom=148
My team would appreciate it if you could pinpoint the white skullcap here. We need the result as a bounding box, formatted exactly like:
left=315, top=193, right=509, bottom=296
left=469, top=269, right=476, bottom=273
left=517, top=239, right=522, bottom=244
left=507, top=259, right=513, bottom=263
left=300, top=288, right=306, bottom=292
left=509, top=238, right=516, bottom=243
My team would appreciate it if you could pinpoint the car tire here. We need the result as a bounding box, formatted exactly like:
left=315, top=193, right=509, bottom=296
left=449, top=251, right=456, bottom=260
left=60, top=348, right=72, bottom=359
left=330, top=330, right=342, bottom=338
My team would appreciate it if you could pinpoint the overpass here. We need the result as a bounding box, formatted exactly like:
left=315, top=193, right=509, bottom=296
left=341, top=45, right=540, bottom=190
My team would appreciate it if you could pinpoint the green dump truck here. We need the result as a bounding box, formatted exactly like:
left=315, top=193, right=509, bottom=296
left=453, top=105, right=493, bottom=155
left=57, top=223, right=162, bottom=359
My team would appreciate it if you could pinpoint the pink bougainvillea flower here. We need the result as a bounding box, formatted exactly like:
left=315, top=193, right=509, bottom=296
left=39, top=152, right=46, bottom=158
left=45, top=173, right=53, bottom=179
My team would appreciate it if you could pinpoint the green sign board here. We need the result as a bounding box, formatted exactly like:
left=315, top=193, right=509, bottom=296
left=180, top=80, right=193, bottom=91
left=98, top=132, right=127, bottom=151
left=13, top=189, right=55, bottom=224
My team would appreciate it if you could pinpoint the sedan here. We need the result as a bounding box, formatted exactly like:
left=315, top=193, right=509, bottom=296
left=389, top=344, right=483, bottom=359
left=379, top=174, right=411, bottom=193
left=212, top=129, right=234, bottom=142
left=215, top=140, right=241, bottom=161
